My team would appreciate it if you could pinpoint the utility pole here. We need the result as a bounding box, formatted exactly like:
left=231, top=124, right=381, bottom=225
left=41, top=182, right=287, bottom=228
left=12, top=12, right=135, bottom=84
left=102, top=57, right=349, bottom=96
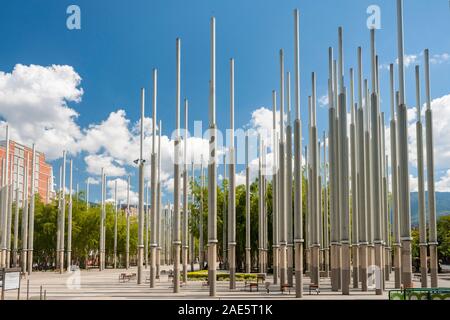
left=222, top=153, right=227, bottom=270
left=350, top=68, right=359, bottom=289
left=415, top=65, right=427, bottom=288
left=279, top=49, right=287, bottom=288
left=272, top=91, right=279, bottom=284
left=208, top=17, right=218, bottom=297
left=114, top=179, right=118, bottom=269
left=286, top=71, right=294, bottom=287
left=126, top=175, right=130, bottom=269
left=182, top=98, right=189, bottom=283
left=156, top=119, right=162, bottom=278
left=323, top=132, right=329, bottom=277
left=228, top=58, right=236, bottom=289
left=99, top=168, right=105, bottom=271
left=389, top=63, right=401, bottom=289
left=199, top=155, right=204, bottom=270
left=370, top=28, right=383, bottom=295
left=66, top=159, right=73, bottom=271
left=293, top=8, right=304, bottom=298
left=137, top=87, right=146, bottom=284
left=245, top=133, right=251, bottom=274
left=13, top=170, right=20, bottom=267
left=27, top=144, right=36, bottom=274
left=424, top=49, right=438, bottom=288
left=0, top=125, right=9, bottom=268
left=59, top=151, right=66, bottom=273
left=396, top=0, right=413, bottom=289
left=150, top=68, right=158, bottom=288
left=358, top=47, right=368, bottom=291
left=21, top=155, right=29, bottom=272
left=310, top=73, right=320, bottom=287
left=173, top=37, right=182, bottom=293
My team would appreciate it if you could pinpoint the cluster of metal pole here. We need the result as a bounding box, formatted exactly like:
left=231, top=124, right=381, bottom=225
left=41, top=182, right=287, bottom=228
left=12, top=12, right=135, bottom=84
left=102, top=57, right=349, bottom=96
left=0, top=0, right=441, bottom=299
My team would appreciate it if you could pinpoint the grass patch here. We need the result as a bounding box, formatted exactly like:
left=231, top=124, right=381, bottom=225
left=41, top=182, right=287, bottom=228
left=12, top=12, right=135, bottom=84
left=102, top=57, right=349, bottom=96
left=187, top=270, right=257, bottom=282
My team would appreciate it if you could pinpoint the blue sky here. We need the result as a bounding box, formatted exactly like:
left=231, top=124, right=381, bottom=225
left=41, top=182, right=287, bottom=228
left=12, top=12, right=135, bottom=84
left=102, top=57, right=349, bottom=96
left=1, top=0, right=450, bottom=204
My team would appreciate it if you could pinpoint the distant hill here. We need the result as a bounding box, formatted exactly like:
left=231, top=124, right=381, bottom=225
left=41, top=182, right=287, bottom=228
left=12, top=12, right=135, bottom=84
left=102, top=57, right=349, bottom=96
left=410, top=192, right=450, bottom=227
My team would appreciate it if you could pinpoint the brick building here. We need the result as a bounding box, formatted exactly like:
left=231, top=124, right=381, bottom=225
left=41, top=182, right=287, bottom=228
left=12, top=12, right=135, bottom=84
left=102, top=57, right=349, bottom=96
left=0, top=140, right=54, bottom=204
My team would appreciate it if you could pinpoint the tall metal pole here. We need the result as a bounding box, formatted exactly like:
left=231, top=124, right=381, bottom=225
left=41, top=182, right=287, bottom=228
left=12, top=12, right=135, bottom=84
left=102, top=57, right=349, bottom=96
left=279, top=49, right=287, bottom=288
left=6, top=176, right=12, bottom=268
left=173, top=37, right=182, bottom=293
left=99, top=170, right=105, bottom=270
left=21, top=155, right=29, bottom=272
left=145, top=183, right=149, bottom=269
left=245, top=133, right=251, bottom=273
left=333, top=59, right=342, bottom=291
left=286, top=71, right=294, bottom=287
left=13, top=170, right=20, bottom=267
left=323, top=132, right=329, bottom=277
left=59, top=150, right=66, bottom=273
left=156, top=119, right=162, bottom=278
left=389, top=63, right=401, bottom=289
left=182, top=98, right=189, bottom=282
left=126, top=175, right=130, bottom=269
left=150, top=68, right=158, bottom=287
left=228, top=58, right=236, bottom=289
left=311, top=73, right=320, bottom=287
left=293, top=9, right=303, bottom=298
left=258, top=136, right=263, bottom=273
left=370, top=28, right=383, bottom=295
left=396, top=0, right=413, bottom=289
left=424, top=49, right=438, bottom=288
left=190, top=162, right=195, bottom=272
left=137, top=87, right=145, bottom=284
left=272, top=91, right=279, bottom=284
left=222, top=154, right=227, bottom=269
left=1, top=126, right=9, bottom=268
left=358, top=47, right=368, bottom=291
left=414, top=65, right=427, bottom=288
left=27, top=144, right=36, bottom=274
left=208, top=17, right=218, bottom=297
left=350, top=68, right=359, bottom=289
left=66, top=159, right=73, bottom=271
left=113, top=179, right=118, bottom=269
left=200, top=155, right=204, bottom=270
left=328, top=47, right=339, bottom=292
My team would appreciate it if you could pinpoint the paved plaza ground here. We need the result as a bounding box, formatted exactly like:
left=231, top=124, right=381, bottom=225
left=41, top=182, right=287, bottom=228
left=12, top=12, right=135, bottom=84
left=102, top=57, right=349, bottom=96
left=4, top=265, right=450, bottom=300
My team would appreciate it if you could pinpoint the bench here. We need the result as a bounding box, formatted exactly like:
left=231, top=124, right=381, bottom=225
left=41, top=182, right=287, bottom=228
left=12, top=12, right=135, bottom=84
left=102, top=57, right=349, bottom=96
left=257, top=273, right=266, bottom=285
left=281, top=284, right=293, bottom=294
left=119, top=273, right=136, bottom=282
left=244, top=281, right=259, bottom=292
left=309, top=284, right=320, bottom=295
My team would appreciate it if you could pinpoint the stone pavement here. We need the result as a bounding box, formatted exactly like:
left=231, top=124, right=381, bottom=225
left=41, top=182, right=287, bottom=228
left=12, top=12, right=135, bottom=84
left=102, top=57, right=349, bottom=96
left=3, top=264, right=450, bottom=300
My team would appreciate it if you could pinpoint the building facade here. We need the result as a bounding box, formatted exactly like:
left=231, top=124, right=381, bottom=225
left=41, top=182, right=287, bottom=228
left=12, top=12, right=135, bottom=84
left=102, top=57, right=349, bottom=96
left=0, top=140, right=54, bottom=204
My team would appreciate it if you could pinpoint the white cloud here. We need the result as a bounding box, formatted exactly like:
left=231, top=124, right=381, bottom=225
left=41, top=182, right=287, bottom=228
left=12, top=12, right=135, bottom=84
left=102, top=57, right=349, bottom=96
left=0, top=64, right=84, bottom=160
left=87, top=177, right=100, bottom=185
left=430, top=53, right=450, bottom=65
left=381, top=52, right=450, bottom=70
left=106, top=177, right=138, bottom=205
left=318, top=95, right=329, bottom=108
left=436, top=170, right=450, bottom=192
left=409, top=174, right=418, bottom=193
left=85, top=154, right=126, bottom=177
